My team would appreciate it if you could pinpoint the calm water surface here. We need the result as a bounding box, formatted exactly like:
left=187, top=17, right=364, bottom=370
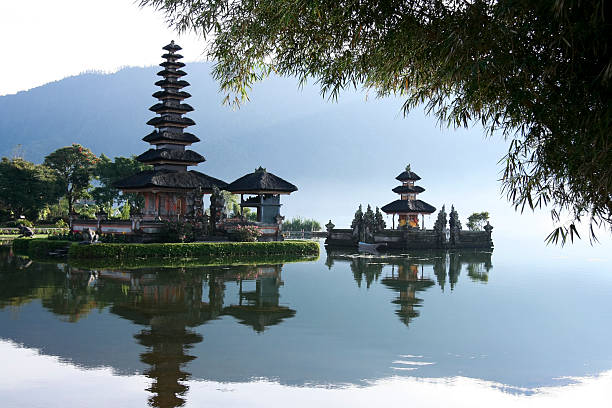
left=1, top=240, right=611, bottom=407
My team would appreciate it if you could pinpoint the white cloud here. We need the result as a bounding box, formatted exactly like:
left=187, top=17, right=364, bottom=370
left=0, top=0, right=205, bottom=96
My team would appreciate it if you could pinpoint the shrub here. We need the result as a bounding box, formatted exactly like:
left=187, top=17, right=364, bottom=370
left=48, top=231, right=83, bottom=242
left=28, top=239, right=72, bottom=257
left=230, top=225, right=263, bottom=242
left=12, top=238, right=31, bottom=254
left=55, top=219, right=68, bottom=228
left=69, top=240, right=319, bottom=260
left=99, top=233, right=131, bottom=243
left=12, top=238, right=72, bottom=257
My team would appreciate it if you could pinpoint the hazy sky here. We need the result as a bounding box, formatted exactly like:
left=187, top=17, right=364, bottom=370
left=0, top=0, right=203, bottom=96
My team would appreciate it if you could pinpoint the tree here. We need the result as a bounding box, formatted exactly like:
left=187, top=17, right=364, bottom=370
left=467, top=212, right=490, bottom=231
left=283, top=217, right=322, bottom=231
left=143, top=0, right=612, bottom=244
left=92, top=155, right=150, bottom=215
left=0, top=158, right=62, bottom=220
left=44, top=144, right=99, bottom=216
left=222, top=191, right=257, bottom=221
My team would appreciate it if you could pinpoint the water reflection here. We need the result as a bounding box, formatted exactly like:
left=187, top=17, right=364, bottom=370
left=325, top=248, right=493, bottom=326
left=0, top=248, right=297, bottom=407
left=2, top=245, right=611, bottom=406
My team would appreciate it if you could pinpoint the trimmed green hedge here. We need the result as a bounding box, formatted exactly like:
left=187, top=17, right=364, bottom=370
left=69, top=240, right=320, bottom=260
left=0, top=228, right=67, bottom=235
left=13, top=238, right=72, bottom=257
left=29, top=239, right=72, bottom=258
left=12, top=238, right=32, bottom=254
left=69, top=253, right=319, bottom=269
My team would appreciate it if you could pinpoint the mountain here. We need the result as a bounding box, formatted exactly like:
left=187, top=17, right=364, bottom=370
left=0, top=63, right=558, bottom=240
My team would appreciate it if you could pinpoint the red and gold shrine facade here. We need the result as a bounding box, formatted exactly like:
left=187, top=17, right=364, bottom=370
left=381, top=168, right=436, bottom=229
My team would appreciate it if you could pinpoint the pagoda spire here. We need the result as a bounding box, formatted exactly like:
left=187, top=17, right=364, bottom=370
left=138, top=41, right=204, bottom=169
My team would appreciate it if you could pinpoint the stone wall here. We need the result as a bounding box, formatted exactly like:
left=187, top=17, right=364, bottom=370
left=325, top=228, right=493, bottom=250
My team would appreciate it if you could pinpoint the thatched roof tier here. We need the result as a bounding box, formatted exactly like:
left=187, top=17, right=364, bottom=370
left=395, top=170, right=422, bottom=181
left=227, top=167, right=298, bottom=194
left=157, top=69, right=187, bottom=78
left=162, top=41, right=182, bottom=52
left=154, top=79, right=190, bottom=89
left=146, top=116, right=196, bottom=127
left=136, top=148, right=205, bottom=165
left=381, top=199, right=436, bottom=214
left=161, top=53, right=183, bottom=60
left=115, top=169, right=227, bottom=191
left=152, top=90, right=191, bottom=100
left=392, top=185, right=425, bottom=194
left=142, top=131, right=200, bottom=144
left=223, top=305, right=296, bottom=333
left=149, top=102, right=194, bottom=113
left=160, top=60, right=185, bottom=69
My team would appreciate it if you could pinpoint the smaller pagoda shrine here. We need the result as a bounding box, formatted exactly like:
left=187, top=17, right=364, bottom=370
left=115, top=41, right=227, bottom=220
left=226, top=167, right=297, bottom=224
left=381, top=165, right=436, bottom=229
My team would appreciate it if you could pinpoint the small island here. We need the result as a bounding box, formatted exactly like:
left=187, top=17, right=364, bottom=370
left=325, top=166, right=493, bottom=250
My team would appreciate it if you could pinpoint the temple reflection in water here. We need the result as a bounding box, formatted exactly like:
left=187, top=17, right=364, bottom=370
left=325, top=248, right=493, bottom=327
left=0, top=247, right=492, bottom=407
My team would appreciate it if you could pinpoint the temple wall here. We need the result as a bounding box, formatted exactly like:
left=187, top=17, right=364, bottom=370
left=325, top=228, right=492, bottom=250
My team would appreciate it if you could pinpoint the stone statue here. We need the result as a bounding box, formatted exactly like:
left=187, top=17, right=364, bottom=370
left=433, top=205, right=447, bottom=232
left=449, top=205, right=462, bottom=231
left=18, top=225, right=34, bottom=238
left=351, top=205, right=364, bottom=241
left=363, top=205, right=376, bottom=243
left=82, top=228, right=98, bottom=244
left=325, top=220, right=335, bottom=234
left=209, top=186, right=227, bottom=233
left=449, top=205, right=462, bottom=246
left=433, top=205, right=448, bottom=246
left=374, top=207, right=386, bottom=232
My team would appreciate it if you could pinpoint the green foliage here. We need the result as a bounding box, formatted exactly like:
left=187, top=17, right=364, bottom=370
left=467, top=212, right=490, bottom=231
left=55, top=219, right=68, bottom=228
left=283, top=217, right=322, bottom=231
left=44, top=144, right=99, bottom=215
left=48, top=231, right=83, bottom=242
left=68, top=252, right=319, bottom=269
left=230, top=225, right=263, bottom=242
left=0, top=157, right=62, bottom=220
left=143, top=0, right=612, bottom=242
left=91, top=155, right=150, bottom=212
left=160, top=220, right=200, bottom=243
left=28, top=239, right=72, bottom=258
left=12, top=238, right=31, bottom=254
left=13, top=238, right=71, bottom=257
left=99, top=233, right=131, bottom=243
left=68, top=240, right=320, bottom=260
left=224, top=191, right=257, bottom=220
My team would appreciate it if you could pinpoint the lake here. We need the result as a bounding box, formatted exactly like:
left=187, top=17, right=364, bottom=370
left=1, top=239, right=611, bottom=407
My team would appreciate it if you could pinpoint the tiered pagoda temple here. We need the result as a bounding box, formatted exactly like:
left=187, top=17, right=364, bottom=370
left=381, top=166, right=436, bottom=229
left=115, top=41, right=227, bottom=220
